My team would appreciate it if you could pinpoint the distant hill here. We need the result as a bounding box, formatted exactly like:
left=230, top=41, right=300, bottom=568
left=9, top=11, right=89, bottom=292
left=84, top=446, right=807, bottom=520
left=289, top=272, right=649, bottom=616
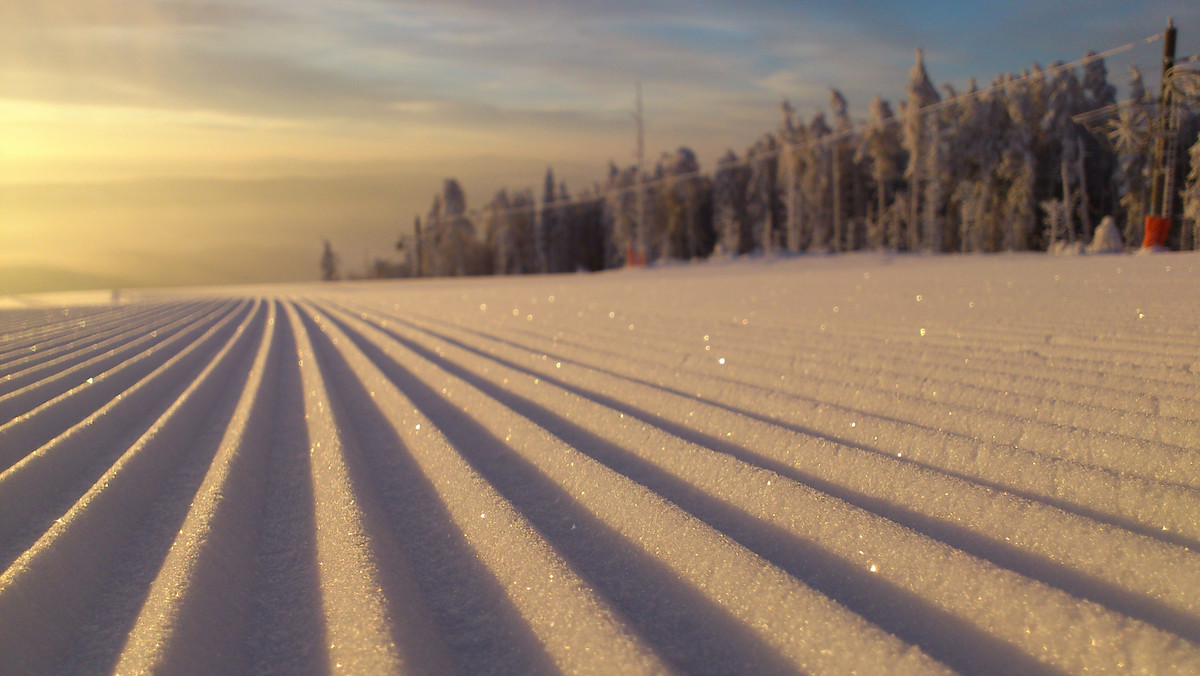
left=0, top=264, right=134, bottom=296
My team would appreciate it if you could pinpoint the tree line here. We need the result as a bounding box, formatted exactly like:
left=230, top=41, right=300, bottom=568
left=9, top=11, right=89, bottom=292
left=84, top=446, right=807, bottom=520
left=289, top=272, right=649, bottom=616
left=333, top=46, right=1200, bottom=281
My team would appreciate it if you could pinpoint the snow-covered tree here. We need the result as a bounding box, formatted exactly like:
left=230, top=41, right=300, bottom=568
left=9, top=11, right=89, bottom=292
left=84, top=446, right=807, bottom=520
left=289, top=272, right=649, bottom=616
left=572, top=187, right=607, bottom=271
left=551, top=181, right=576, bottom=272
left=802, top=112, right=833, bottom=252
left=1110, top=66, right=1152, bottom=246
left=776, top=100, right=807, bottom=252
left=603, top=163, right=639, bottom=267
left=1041, top=198, right=1067, bottom=250
left=1041, top=62, right=1087, bottom=245
left=424, top=178, right=486, bottom=277
left=999, top=73, right=1039, bottom=251
left=401, top=216, right=423, bottom=277
left=902, top=48, right=942, bottom=251
left=1080, top=51, right=1119, bottom=225
left=1183, top=136, right=1200, bottom=249
left=712, top=150, right=752, bottom=254
left=921, top=105, right=949, bottom=251
left=944, top=78, right=1000, bottom=251
left=856, top=96, right=904, bottom=250
left=745, top=134, right=781, bottom=253
left=536, top=168, right=556, bottom=274
left=484, top=190, right=517, bottom=275
left=659, top=147, right=709, bottom=260
left=320, top=239, right=339, bottom=281
left=828, top=89, right=861, bottom=251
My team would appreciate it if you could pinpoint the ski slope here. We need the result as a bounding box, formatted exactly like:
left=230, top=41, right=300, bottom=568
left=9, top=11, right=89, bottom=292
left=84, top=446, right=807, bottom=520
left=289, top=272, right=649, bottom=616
left=0, top=252, right=1197, bottom=675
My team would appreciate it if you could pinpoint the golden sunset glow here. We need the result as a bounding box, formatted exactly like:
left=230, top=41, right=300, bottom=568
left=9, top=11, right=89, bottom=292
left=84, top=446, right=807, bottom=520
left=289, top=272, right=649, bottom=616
left=1, top=1, right=1195, bottom=293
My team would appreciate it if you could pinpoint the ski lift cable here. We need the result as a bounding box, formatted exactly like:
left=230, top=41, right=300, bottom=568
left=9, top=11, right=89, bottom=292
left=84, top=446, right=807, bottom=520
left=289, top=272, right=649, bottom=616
left=418, top=31, right=1164, bottom=228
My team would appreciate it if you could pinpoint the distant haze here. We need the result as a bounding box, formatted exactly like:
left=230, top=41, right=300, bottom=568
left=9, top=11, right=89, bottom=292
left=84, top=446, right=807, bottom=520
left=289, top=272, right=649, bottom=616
left=2, top=157, right=598, bottom=293
left=2, top=1, right=1197, bottom=292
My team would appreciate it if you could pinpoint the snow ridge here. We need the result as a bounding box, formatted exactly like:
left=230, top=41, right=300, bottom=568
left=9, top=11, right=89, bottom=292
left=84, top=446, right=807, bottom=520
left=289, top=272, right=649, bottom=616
left=0, top=253, right=1197, bottom=674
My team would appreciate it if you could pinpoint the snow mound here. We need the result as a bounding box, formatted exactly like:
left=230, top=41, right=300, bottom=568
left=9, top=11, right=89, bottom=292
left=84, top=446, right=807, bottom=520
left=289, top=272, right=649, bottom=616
left=1086, top=216, right=1124, bottom=253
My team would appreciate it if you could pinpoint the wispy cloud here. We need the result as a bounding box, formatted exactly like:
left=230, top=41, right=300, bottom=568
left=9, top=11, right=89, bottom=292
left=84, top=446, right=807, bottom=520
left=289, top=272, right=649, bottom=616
left=4, top=0, right=1197, bottom=290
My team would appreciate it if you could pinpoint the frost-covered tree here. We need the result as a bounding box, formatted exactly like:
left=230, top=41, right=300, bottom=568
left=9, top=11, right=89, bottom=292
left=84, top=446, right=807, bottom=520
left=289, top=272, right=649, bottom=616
left=745, top=134, right=782, bottom=253
left=1111, top=66, right=1152, bottom=246
left=400, top=38, right=1145, bottom=264
left=776, top=100, right=807, bottom=252
left=403, top=216, right=423, bottom=277
left=803, top=112, right=834, bottom=252
left=572, top=187, right=607, bottom=271
left=902, top=48, right=942, bottom=251
left=603, top=163, right=639, bottom=267
left=856, top=96, right=904, bottom=250
left=712, top=150, right=752, bottom=254
left=1041, top=198, right=1067, bottom=250
left=1183, top=136, right=1200, bottom=249
left=550, top=181, right=576, bottom=272
left=485, top=190, right=519, bottom=275
left=1041, top=62, right=1087, bottom=245
left=424, top=179, right=486, bottom=277
left=1080, top=51, right=1119, bottom=225
left=945, top=79, right=1000, bottom=251
left=829, top=89, right=862, bottom=251
left=511, top=190, right=539, bottom=272
left=921, top=104, right=949, bottom=251
left=536, top=168, right=557, bottom=274
left=999, top=74, right=1039, bottom=251
left=320, top=239, right=339, bottom=281
left=659, top=147, right=709, bottom=259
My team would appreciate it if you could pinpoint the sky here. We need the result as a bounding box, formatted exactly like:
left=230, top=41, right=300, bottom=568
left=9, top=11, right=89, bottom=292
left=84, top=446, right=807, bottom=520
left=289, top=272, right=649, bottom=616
left=2, top=1, right=1198, bottom=293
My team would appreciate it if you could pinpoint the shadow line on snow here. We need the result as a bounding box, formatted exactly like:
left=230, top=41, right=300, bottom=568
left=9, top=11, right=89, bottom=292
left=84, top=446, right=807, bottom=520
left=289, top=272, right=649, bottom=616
left=0, top=299, right=240, bottom=473
left=0, top=303, right=191, bottom=396
left=246, top=309, right=331, bottom=676
left=299, top=306, right=558, bottom=676
left=425, top=310, right=1200, bottom=498
left=58, top=303, right=274, bottom=674
left=414, top=311, right=1200, bottom=552
left=348, top=309, right=1075, bottom=676
left=321, top=305, right=804, bottom=676
left=522, top=356, right=1200, bottom=643
left=0, top=302, right=252, bottom=572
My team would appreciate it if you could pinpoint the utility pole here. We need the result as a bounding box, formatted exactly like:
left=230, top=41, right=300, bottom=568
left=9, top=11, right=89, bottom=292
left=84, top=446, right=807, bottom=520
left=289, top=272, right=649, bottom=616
left=634, top=81, right=646, bottom=265
left=1145, top=18, right=1178, bottom=248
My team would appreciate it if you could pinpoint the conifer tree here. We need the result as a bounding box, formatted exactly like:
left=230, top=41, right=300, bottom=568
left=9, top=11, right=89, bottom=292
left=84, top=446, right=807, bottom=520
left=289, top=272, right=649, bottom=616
left=603, top=163, right=639, bottom=267
left=1000, top=74, right=1039, bottom=250
left=320, top=239, right=339, bottom=281
left=713, top=150, right=752, bottom=254
left=829, top=89, right=859, bottom=251
left=803, top=112, right=833, bottom=252
left=1041, top=62, right=1086, bottom=245
left=856, top=96, right=903, bottom=250
left=902, top=48, right=942, bottom=251
left=746, top=134, right=781, bottom=253
left=537, top=168, right=556, bottom=274
left=777, top=100, right=805, bottom=252
left=1111, top=66, right=1152, bottom=246
left=1183, top=137, right=1200, bottom=249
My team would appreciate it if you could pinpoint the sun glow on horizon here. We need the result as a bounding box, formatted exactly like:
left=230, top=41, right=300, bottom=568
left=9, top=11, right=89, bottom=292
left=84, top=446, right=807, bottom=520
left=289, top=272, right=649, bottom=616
left=2, top=0, right=1196, bottom=294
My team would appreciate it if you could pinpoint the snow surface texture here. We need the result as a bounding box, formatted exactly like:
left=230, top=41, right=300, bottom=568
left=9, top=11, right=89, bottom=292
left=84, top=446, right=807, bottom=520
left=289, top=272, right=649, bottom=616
left=0, top=252, right=1198, bottom=675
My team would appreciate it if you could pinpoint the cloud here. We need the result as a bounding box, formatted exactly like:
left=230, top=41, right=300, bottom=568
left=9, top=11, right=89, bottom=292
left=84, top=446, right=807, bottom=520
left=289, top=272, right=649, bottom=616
left=5, top=0, right=1197, bottom=176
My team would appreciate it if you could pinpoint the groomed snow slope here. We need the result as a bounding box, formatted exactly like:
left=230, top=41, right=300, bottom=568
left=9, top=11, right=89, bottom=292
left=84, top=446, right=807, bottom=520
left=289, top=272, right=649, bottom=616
left=0, top=252, right=1197, bottom=675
